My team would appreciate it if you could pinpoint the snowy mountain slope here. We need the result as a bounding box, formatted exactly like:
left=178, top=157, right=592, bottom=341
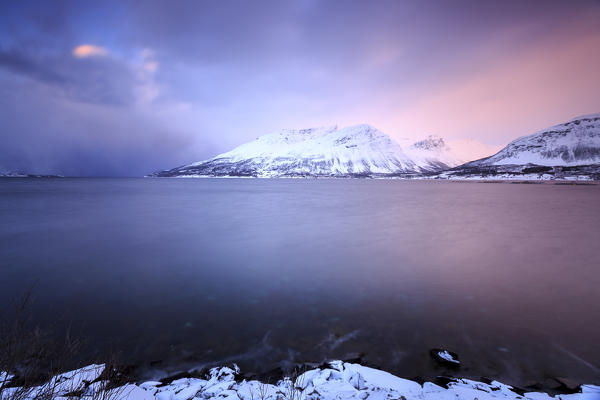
left=466, top=113, right=600, bottom=167
left=403, top=135, right=464, bottom=170
left=152, top=125, right=456, bottom=177
left=433, top=114, right=600, bottom=180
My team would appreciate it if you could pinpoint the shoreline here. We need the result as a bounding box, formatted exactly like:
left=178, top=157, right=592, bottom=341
left=149, top=175, right=599, bottom=183
left=2, top=361, right=599, bottom=400
left=3, top=175, right=598, bottom=183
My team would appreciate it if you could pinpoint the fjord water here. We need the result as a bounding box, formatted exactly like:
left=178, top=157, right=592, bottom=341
left=1, top=178, right=599, bottom=386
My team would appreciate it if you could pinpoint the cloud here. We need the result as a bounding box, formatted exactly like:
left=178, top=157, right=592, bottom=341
left=134, top=48, right=160, bottom=104
left=387, top=31, right=600, bottom=145
left=0, top=44, right=139, bottom=106
left=1, top=0, right=600, bottom=176
left=0, top=48, right=65, bottom=84
left=72, top=44, right=108, bottom=58
left=0, top=75, right=211, bottom=177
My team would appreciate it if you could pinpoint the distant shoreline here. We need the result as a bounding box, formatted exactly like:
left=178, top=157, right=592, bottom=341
left=3, top=175, right=598, bottom=184
left=146, top=175, right=600, bottom=184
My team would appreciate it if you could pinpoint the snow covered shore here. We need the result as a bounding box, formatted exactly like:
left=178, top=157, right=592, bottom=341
left=2, top=361, right=599, bottom=400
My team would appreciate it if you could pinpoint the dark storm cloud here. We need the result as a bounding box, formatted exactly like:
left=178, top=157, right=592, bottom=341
left=0, top=76, right=210, bottom=177
left=0, top=45, right=135, bottom=106
left=0, top=48, right=66, bottom=84
left=121, top=1, right=593, bottom=71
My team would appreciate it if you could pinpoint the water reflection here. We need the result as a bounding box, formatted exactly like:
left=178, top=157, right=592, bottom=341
left=0, top=178, right=599, bottom=386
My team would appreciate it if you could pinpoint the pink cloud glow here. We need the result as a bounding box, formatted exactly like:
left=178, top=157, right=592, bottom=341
left=389, top=32, right=600, bottom=148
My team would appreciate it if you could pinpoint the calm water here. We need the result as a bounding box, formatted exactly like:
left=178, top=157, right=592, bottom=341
left=1, top=178, right=599, bottom=386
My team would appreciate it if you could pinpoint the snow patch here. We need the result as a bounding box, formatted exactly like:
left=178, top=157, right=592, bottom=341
left=437, top=350, right=460, bottom=364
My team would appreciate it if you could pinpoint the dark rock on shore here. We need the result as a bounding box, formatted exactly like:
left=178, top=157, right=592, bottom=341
left=429, top=349, right=460, bottom=368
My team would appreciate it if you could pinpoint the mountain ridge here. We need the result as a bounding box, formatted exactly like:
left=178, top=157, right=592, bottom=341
left=466, top=113, right=600, bottom=167
left=438, top=114, right=600, bottom=180
left=152, top=124, right=461, bottom=178
left=151, top=114, right=600, bottom=180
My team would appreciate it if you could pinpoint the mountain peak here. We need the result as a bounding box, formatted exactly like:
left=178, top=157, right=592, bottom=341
left=411, top=135, right=446, bottom=151
left=346, top=123, right=378, bottom=131
left=276, top=125, right=338, bottom=136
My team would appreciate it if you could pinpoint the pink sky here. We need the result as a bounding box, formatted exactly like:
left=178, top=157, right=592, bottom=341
left=388, top=32, right=600, bottom=147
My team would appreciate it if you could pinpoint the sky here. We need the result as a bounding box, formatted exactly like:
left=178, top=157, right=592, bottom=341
left=0, top=0, right=599, bottom=176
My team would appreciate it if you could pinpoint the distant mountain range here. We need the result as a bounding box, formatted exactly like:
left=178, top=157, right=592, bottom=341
left=151, top=114, right=600, bottom=180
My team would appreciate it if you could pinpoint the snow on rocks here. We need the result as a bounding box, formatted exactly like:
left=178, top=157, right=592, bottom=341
left=2, top=361, right=599, bottom=400
left=143, top=362, right=600, bottom=400
left=0, top=364, right=105, bottom=399
left=0, top=371, right=14, bottom=386
left=430, top=348, right=460, bottom=367
left=49, top=363, right=105, bottom=393
left=138, top=361, right=599, bottom=400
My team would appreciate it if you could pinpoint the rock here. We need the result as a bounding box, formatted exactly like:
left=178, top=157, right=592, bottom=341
left=256, top=366, right=285, bottom=382
left=159, top=371, right=196, bottom=385
left=542, top=378, right=562, bottom=390
left=429, top=349, right=460, bottom=368
left=554, top=377, right=580, bottom=392
left=240, top=371, right=258, bottom=381
left=433, top=376, right=457, bottom=388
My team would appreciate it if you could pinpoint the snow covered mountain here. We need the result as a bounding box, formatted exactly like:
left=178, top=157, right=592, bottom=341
left=467, top=113, right=600, bottom=167
left=404, top=135, right=464, bottom=171
left=440, top=114, right=600, bottom=180
left=152, top=125, right=460, bottom=178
